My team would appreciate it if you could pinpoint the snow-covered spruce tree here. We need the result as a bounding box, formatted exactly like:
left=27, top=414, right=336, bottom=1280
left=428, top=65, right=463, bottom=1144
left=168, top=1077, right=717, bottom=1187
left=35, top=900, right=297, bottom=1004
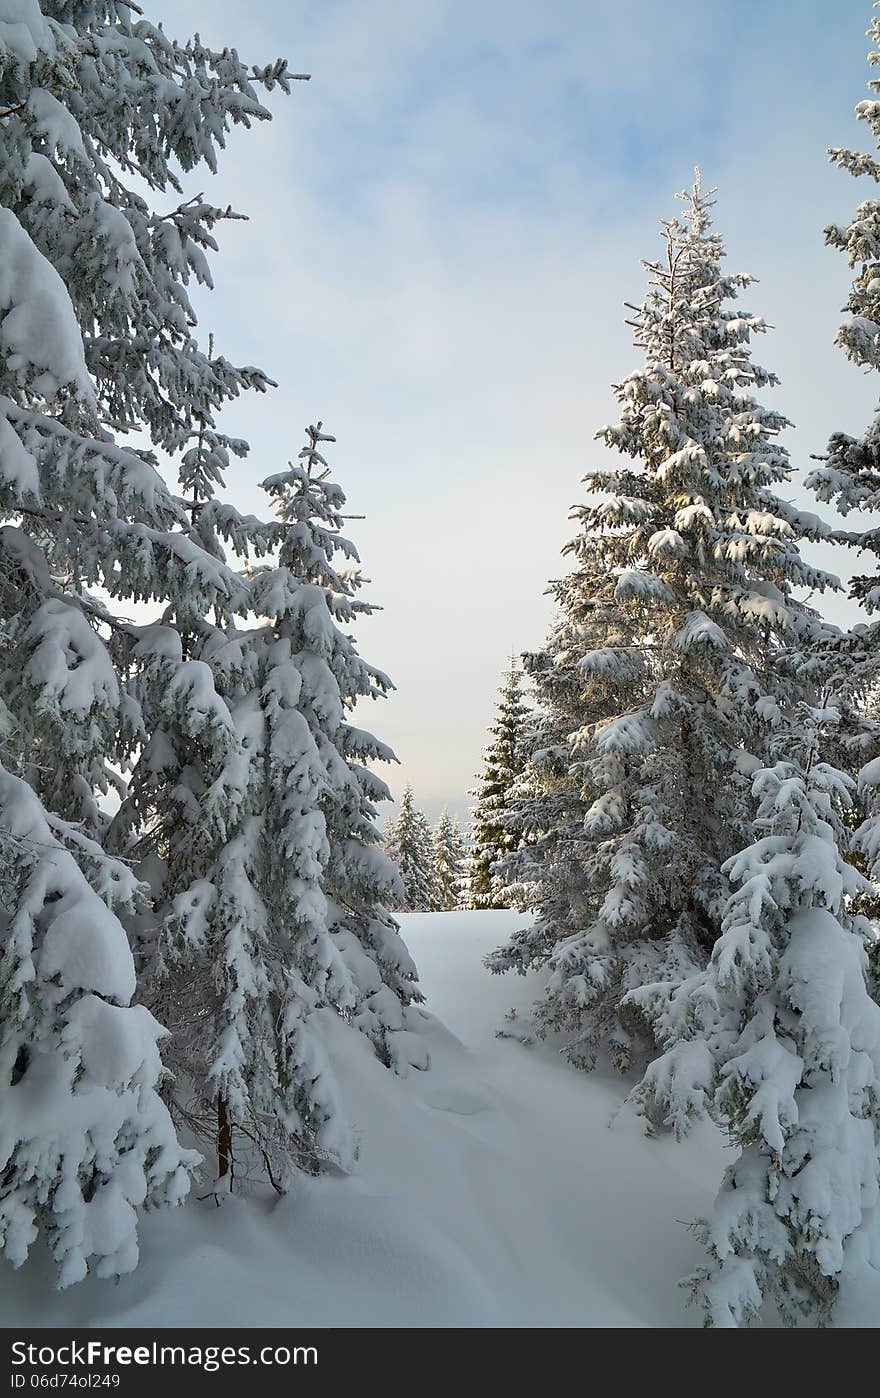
left=257, top=427, right=426, bottom=1085
left=487, top=174, right=837, bottom=1074
left=0, top=764, right=198, bottom=1286
left=432, top=809, right=467, bottom=910
left=119, top=426, right=425, bottom=1187
left=0, top=1, right=303, bottom=1274
left=385, top=787, right=438, bottom=912
left=807, top=0, right=880, bottom=625
left=468, top=661, right=530, bottom=910
left=647, top=700, right=880, bottom=1328
left=0, top=2, right=303, bottom=804
left=805, top=2, right=880, bottom=920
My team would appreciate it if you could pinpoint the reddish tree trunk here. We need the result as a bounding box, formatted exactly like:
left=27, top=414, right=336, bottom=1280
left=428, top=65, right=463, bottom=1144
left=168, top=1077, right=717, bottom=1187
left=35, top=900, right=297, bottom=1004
left=217, top=1093, right=232, bottom=1180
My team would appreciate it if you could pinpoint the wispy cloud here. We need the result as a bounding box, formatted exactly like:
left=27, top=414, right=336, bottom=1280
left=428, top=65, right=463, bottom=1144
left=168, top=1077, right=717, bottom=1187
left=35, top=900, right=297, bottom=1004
left=163, top=0, right=879, bottom=817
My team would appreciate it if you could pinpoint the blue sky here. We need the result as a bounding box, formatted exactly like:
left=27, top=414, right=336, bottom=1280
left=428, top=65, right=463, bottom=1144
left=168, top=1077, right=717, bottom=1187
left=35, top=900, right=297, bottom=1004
left=168, top=0, right=879, bottom=822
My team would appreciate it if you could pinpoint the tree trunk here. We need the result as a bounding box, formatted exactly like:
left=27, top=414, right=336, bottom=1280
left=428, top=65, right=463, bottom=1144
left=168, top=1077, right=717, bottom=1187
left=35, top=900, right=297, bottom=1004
left=217, top=1092, right=232, bottom=1181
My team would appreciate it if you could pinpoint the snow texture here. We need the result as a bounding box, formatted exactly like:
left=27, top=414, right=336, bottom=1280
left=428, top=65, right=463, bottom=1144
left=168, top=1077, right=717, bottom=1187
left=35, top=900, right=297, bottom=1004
left=0, top=912, right=738, bottom=1327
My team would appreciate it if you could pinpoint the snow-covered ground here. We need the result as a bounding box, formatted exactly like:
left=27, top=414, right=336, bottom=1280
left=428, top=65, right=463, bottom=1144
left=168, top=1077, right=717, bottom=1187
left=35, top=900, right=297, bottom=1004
left=2, top=911, right=732, bottom=1328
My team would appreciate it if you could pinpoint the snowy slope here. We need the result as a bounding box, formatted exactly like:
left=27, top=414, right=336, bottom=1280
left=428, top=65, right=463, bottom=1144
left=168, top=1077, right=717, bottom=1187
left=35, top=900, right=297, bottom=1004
left=1, top=911, right=732, bottom=1328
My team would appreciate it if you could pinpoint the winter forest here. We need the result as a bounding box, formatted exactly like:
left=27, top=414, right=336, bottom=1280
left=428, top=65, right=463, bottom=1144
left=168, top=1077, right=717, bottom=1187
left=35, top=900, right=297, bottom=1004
left=3, top=0, right=880, bottom=1338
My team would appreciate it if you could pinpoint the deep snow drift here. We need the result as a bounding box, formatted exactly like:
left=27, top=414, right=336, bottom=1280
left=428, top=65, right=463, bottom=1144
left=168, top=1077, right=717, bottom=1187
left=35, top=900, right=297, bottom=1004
left=2, top=911, right=734, bottom=1328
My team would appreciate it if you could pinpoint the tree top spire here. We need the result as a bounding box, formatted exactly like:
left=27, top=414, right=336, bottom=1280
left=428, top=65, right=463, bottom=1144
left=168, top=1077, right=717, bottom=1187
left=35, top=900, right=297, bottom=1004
left=674, top=166, right=718, bottom=237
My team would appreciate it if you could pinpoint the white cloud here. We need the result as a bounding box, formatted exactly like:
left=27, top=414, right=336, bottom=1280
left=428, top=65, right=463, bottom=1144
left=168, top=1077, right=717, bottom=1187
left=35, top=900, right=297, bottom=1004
left=160, top=0, right=880, bottom=811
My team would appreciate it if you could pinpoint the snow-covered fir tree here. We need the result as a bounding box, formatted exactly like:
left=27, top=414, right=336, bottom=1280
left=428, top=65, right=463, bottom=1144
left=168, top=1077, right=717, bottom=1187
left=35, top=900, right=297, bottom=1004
left=385, top=787, right=438, bottom=911
left=119, top=425, right=426, bottom=1186
left=468, top=661, right=530, bottom=910
left=0, top=0, right=305, bottom=1275
left=805, top=1, right=880, bottom=899
left=432, top=809, right=467, bottom=910
left=0, top=764, right=199, bottom=1287
left=0, top=1, right=302, bottom=803
left=0, top=0, right=424, bottom=1220
left=807, top=1, right=880, bottom=627
left=634, top=699, right=880, bottom=1327
left=488, top=174, right=837, bottom=1075
left=267, top=430, right=427, bottom=1081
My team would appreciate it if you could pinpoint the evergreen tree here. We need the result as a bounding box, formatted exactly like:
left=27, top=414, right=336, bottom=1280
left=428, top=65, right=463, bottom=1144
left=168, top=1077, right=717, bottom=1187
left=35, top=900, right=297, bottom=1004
left=468, top=662, right=530, bottom=909
left=652, top=700, right=880, bottom=1327
left=432, top=809, right=467, bottom=910
left=0, top=0, right=424, bottom=1217
left=805, top=1, right=880, bottom=913
left=807, top=1, right=880, bottom=624
left=488, top=174, right=836, bottom=1075
left=0, top=2, right=301, bottom=825
left=268, top=431, right=426, bottom=1079
left=385, top=788, right=438, bottom=911
left=0, top=0, right=302, bottom=1273
left=121, top=425, right=426, bottom=1185
left=0, top=764, right=198, bottom=1286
